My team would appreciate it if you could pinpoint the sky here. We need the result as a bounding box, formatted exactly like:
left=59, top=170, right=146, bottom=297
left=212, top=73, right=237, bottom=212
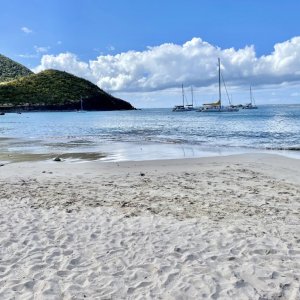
left=1, top=0, right=300, bottom=107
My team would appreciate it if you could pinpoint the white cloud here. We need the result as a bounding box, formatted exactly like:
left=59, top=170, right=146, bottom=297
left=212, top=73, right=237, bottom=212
left=19, top=54, right=37, bottom=58
left=106, top=45, right=115, bottom=51
left=33, top=52, right=93, bottom=81
left=34, top=46, right=50, bottom=53
left=21, top=26, right=33, bottom=34
left=34, top=36, right=300, bottom=95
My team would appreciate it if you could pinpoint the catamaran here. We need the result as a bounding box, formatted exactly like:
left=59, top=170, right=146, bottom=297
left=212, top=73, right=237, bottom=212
left=243, top=86, right=258, bottom=109
left=172, top=84, right=190, bottom=112
left=173, top=84, right=197, bottom=111
left=197, top=58, right=239, bottom=112
left=185, top=86, right=197, bottom=111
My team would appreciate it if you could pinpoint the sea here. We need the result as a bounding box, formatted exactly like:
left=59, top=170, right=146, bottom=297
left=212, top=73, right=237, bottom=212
left=1, top=105, right=300, bottom=162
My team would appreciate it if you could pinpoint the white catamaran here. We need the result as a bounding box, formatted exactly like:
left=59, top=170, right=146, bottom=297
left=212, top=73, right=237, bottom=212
left=243, top=86, right=258, bottom=109
left=172, top=84, right=191, bottom=112
left=197, top=58, right=239, bottom=112
left=185, top=86, right=197, bottom=111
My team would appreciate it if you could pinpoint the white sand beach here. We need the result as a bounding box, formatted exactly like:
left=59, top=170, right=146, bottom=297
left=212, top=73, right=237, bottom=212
left=0, top=153, right=300, bottom=299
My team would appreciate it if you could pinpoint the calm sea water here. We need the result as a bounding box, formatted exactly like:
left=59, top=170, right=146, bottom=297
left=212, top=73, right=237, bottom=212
left=1, top=105, right=300, bottom=161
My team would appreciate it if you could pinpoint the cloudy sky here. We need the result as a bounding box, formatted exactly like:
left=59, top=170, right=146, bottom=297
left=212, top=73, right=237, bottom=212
left=1, top=0, right=300, bottom=107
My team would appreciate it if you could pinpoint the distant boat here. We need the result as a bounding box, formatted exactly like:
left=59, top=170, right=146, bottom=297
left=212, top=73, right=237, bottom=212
left=172, top=84, right=190, bottom=112
left=172, top=105, right=186, bottom=112
left=173, top=85, right=197, bottom=111
left=185, top=86, right=197, bottom=111
left=243, top=86, right=258, bottom=109
left=197, top=58, right=239, bottom=112
left=77, top=97, right=86, bottom=113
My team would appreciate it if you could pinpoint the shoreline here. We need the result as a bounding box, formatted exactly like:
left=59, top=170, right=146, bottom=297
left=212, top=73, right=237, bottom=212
left=1, top=151, right=300, bottom=176
left=1, top=153, right=300, bottom=298
left=1, top=142, right=300, bottom=164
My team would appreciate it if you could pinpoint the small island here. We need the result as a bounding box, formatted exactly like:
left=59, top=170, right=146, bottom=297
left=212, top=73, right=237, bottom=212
left=0, top=54, right=135, bottom=112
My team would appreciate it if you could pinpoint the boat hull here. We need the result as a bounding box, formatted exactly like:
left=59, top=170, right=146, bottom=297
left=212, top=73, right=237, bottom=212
left=197, top=106, right=239, bottom=112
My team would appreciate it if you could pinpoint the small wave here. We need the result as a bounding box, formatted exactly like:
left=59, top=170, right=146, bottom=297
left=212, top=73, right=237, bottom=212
left=266, top=146, right=300, bottom=151
left=67, top=139, right=95, bottom=145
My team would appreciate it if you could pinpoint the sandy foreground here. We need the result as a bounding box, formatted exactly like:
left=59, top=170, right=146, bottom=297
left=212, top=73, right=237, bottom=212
left=0, top=153, right=300, bottom=299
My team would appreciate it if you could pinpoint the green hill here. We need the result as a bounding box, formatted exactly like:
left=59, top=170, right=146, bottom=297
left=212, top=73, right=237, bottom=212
left=0, top=69, right=134, bottom=111
left=0, top=54, right=33, bottom=82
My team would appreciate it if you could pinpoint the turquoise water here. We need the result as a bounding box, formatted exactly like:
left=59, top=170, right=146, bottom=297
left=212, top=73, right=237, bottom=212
left=0, top=105, right=300, bottom=161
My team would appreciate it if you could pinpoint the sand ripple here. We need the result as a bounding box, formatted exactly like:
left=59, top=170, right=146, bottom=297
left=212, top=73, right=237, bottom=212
left=0, top=156, right=300, bottom=299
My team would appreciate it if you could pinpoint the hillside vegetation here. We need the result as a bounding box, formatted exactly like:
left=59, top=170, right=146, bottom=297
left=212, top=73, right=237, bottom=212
left=0, top=54, right=33, bottom=82
left=0, top=69, right=134, bottom=110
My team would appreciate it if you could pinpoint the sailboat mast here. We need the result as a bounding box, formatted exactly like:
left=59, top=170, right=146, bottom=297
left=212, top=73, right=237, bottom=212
left=191, top=86, right=194, bottom=107
left=218, top=58, right=221, bottom=105
left=250, top=86, right=253, bottom=105
left=182, top=84, right=185, bottom=106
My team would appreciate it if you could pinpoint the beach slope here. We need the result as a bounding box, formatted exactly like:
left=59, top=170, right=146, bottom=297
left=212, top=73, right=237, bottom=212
left=0, top=154, right=299, bottom=299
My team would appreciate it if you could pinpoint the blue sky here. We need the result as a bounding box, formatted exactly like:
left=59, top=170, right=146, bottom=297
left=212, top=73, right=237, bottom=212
left=1, top=0, right=300, bottom=107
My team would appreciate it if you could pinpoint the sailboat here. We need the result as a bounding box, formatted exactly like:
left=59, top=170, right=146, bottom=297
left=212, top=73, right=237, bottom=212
left=197, top=58, right=239, bottom=112
left=185, top=86, right=197, bottom=111
left=172, top=84, right=189, bottom=112
left=77, top=97, right=86, bottom=113
left=243, top=86, right=258, bottom=109
left=172, top=85, right=197, bottom=111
